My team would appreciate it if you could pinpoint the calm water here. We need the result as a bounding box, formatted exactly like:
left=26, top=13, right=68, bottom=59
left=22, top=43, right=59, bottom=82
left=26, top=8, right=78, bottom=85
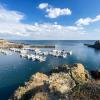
left=0, top=40, right=100, bottom=100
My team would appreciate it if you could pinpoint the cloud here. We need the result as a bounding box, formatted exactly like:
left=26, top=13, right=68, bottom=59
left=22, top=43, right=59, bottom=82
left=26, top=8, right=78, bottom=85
left=38, top=3, right=72, bottom=18
left=46, top=8, right=71, bottom=18
left=0, top=4, right=97, bottom=40
left=38, top=3, right=48, bottom=9
left=76, top=15, right=100, bottom=26
left=0, top=6, right=33, bottom=38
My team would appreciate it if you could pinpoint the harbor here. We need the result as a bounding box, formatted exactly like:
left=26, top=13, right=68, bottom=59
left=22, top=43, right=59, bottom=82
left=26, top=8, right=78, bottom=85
left=0, top=47, right=72, bottom=62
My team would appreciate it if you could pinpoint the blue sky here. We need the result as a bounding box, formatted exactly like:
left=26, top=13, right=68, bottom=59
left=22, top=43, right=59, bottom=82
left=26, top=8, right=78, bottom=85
left=0, top=0, right=100, bottom=40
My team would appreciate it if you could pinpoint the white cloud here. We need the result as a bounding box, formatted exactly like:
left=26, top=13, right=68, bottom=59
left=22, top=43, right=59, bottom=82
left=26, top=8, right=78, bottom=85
left=76, top=15, right=100, bottom=26
left=1, top=5, right=99, bottom=40
left=46, top=8, right=71, bottom=18
left=38, top=3, right=48, bottom=9
left=0, top=5, right=24, bottom=23
left=0, top=6, right=33, bottom=38
left=38, top=3, right=72, bottom=18
left=0, top=5, right=83, bottom=40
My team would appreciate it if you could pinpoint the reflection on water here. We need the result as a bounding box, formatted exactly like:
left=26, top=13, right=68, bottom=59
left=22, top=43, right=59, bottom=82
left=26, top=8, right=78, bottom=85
left=0, top=40, right=100, bottom=100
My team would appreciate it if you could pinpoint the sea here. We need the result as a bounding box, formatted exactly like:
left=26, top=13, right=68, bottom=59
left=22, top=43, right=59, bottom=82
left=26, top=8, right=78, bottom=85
left=0, top=40, right=100, bottom=100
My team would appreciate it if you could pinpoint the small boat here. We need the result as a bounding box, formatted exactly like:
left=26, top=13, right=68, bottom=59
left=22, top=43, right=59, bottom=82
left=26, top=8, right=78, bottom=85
left=31, top=55, right=36, bottom=61
left=43, top=51, right=49, bottom=56
left=20, top=53, right=27, bottom=58
left=34, top=48, right=41, bottom=54
left=0, top=49, right=12, bottom=55
left=20, top=50, right=27, bottom=54
left=26, top=54, right=32, bottom=60
left=67, top=51, right=72, bottom=55
left=63, top=54, right=67, bottom=58
left=39, top=56, right=46, bottom=62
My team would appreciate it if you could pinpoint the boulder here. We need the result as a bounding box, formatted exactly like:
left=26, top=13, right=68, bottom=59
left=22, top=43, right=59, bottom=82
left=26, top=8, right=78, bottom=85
left=49, top=72, right=76, bottom=94
left=31, top=92, right=48, bottom=100
left=71, top=63, right=89, bottom=84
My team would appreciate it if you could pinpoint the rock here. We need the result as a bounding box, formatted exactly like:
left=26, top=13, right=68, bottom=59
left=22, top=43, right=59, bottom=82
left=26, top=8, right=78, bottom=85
left=69, top=82, right=100, bottom=100
left=49, top=72, right=76, bottom=94
left=84, top=40, right=100, bottom=49
left=11, top=64, right=97, bottom=100
left=12, top=72, right=48, bottom=100
left=31, top=92, right=48, bottom=100
left=50, top=64, right=70, bottom=74
left=71, top=63, right=89, bottom=84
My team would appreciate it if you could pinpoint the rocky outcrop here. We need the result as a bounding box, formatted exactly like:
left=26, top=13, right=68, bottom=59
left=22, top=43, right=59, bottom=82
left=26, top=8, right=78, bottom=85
left=12, top=72, right=48, bottom=100
left=31, top=92, right=48, bottom=100
left=71, top=63, right=89, bottom=84
left=10, top=64, right=100, bottom=100
left=84, top=40, right=100, bottom=49
left=0, top=39, right=23, bottom=48
left=49, top=72, right=76, bottom=94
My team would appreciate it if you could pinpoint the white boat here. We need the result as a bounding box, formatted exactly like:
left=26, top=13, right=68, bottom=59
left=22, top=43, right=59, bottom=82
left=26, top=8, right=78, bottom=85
left=42, top=51, right=48, bottom=56
left=20, top=50, right=27, bottom=54
left=26, top=54, right=32, bottom=60
left=49, top=49, right=70, bottom=58
left=67, top=51, right=72, bottom=55
left=35, top=55, right=46, bottom=62
left=34, top=49, right=41, bottom=54
left=0, top=49, right=12, bottom=55
left=39, top=56, right=46, bottom=62
left=20, top=53, right=27, bottom=58
left=63, top=54, right=67, bottom=58
left=31, top=55, right=36, bottom=61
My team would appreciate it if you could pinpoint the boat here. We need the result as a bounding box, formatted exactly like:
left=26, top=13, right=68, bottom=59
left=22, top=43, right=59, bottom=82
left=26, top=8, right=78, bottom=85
left=38, top=56, right=46, bottom=62
left=67, top=51, right=72, bottom=55
left=20, top=53, right=27, bottom=58
left=26, top=54, right=32, bottom=60
left=31, top=54, right=36, bottom=61
left=62, top=54, right=67, bottom=58
left=0, top=49, right=12, bottom=55
left=20, top=50, right=27, bottom=54
left=43, top=51, right=49, bottom=56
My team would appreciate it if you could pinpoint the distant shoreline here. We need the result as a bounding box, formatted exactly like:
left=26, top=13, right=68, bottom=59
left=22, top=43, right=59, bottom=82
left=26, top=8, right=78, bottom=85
left=0, top=39, right=55, bottom=48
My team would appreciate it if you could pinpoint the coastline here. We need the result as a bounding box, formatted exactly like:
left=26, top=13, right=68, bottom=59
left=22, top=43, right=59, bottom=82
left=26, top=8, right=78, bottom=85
left=0, top=39, right=55, bottom=49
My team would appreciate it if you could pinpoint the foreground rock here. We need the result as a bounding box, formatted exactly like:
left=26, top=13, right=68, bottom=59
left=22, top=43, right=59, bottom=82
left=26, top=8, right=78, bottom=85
left=12, top=72, right=48, bottom=100
left=49, top=73, right=76, bottom=94
left=10, top=63, right=100, bottom=100
left=71, top=63, right=89, bottom=84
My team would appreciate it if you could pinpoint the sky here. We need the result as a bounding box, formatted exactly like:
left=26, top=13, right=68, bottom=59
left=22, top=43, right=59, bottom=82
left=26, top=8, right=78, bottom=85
left=0, top=0, right=100, bottom=40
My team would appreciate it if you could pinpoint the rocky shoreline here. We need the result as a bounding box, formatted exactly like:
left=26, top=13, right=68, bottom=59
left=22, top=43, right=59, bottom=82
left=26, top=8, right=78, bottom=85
left=0, top=39, right=55, bottom=49
left=10, top=63, right=100, bottom=100
left=84, top=40, right=100, bottom=49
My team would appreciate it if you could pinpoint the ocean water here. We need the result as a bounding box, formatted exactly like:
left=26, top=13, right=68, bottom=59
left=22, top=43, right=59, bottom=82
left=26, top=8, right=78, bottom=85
left=0, top=40, right=100, bottom=100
